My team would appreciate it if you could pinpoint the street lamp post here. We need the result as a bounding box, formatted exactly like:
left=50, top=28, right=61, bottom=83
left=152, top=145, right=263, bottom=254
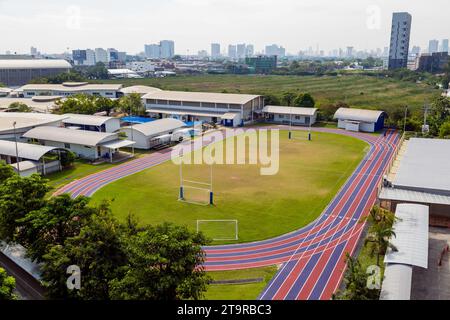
left=403, top=106, right=408, bottom=133
left=13, top=121, right=20, bottom=173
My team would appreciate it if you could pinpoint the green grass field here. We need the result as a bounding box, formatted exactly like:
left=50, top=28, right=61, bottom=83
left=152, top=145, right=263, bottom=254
left=97, top=74, right=439, bottom=112
left=204, top=266, right=278, bottom=300
left=91, top=130, right=367, bottom=243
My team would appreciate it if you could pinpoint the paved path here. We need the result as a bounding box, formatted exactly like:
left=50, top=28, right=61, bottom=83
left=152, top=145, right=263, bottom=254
left=54, top=126, right=399, bottom=300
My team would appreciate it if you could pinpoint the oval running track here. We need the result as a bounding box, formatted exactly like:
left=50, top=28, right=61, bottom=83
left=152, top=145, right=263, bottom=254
left=54, top=126, right=400, bottom=300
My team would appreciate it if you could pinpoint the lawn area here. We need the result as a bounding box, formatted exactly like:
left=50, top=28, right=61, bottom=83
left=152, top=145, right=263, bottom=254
left=91, top=130, right=368, bottom=243
left=204, top=266, right=278, bottom=300
left=95, top=74, right=439, bottom=113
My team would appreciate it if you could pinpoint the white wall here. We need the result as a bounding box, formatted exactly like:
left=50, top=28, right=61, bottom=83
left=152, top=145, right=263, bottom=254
left=121, top=129, right=149, bottom=149
left=269, top=113, right=316, bottom=125
left=105, top=118, right=121, bottom=133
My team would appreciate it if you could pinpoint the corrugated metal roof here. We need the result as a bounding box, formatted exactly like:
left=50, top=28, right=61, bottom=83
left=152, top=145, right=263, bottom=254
left=123, top=118, right=185, bottom=137
left=0, top=112, right=67, bottom=132
left=0, top=59, right=72, bottom=69
left=0, top=140, right=60, bottom=160
left=334, top=107, right=385, bottom=123
left=9, top=160, right=38, bottom=171
left=147, top=108, right=225, bottom=118
left=62, top=114, right=117, bottom=127
left=384, top=203, right=429, bottom=269
left=380, top=264, right=413, bottom=300
left=394, top=138, right=450, bottom=194
left=143, top=90, right=260, bottom=105
left=120, top=85, right=162, bottom=95
left=0, top=98, right=59, bottom=113
left=20, top=83, right=123, bottom=92
left=262, top=105, right=318, bottom=116
left=100, top=139, right=135, bottom=149
left=379, top=187, right=450, bottom=205
left=23, top=126, right=117, bottom=147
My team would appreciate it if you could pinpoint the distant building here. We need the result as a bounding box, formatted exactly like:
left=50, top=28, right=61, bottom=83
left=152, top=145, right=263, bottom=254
left=346, top=46, right=354, bottom=57
left=228, top=45, right=237, bottom=59
left=417, top=52, right=449, bottom=73
left=160, top=40, right=175, bottom=59
left=95, top=48, right=108, bottom=64
left=411, top=46, right=421, bottom=56
left=441, top=39, right=449, bottom=53
left=245, top=55, right=277, bottom=74
left=85, top=49, right=96, bottom=66
left=246, top=44, right=254, bottom=57
left=211, top=43, right=221, bottom=58
left=265, top=44, right=285, bottom=57
left=0, top=59, right=72, bottom=86
left=428, top=40, right=439, bottom=54
left=145, top=44, right=161, bottom=59
left=237, top=44, right=246, bottom=59
left=21, top=82, right=123, bottom=98
left=388, top=12, right=412, bottom=69
left=72, top=49, right=87, bottom=66
left=30, top=47, right=38, bottom=57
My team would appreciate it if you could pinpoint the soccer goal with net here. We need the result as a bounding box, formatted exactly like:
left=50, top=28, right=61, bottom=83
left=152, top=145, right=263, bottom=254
left=196, top=220, right=239, bottom=241
left=178, top=163, right=214, bottom=206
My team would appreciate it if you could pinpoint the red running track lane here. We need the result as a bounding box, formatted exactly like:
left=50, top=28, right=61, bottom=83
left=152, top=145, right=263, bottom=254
left=53, top=127, right=399, bottom=300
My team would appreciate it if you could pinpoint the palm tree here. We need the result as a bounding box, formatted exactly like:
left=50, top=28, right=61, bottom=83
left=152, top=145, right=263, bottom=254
left=364, top=225, right=398, bottom=266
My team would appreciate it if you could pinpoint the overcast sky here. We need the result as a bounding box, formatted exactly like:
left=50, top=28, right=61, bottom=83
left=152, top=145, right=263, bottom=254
left=1, top=0, right=449, bottom=55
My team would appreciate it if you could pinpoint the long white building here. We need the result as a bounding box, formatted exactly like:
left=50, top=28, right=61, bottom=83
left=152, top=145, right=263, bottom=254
left=20, top=82, right=123, bottom=98
left=143, top=90, right=263, bottom=127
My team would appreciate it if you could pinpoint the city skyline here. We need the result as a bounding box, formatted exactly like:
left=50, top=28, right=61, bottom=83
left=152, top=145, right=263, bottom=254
left=1, top=0, right=449, bottom=55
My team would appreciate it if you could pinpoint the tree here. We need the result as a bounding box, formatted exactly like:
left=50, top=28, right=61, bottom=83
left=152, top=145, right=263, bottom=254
left=439, top=121, right=450, bottom=138
left=319, top=101, right=348, bottom=121
left=263, top=94, right=281, bottom=106
left=0, top=161, right=15, bottom=185
left=293, top=93, right=315, bottom=108
left=41, top=202, right=127, bottom=300
left=118, top=93, right=145, bottom=116
left=334, top=254, right=380, bottom=300
left=60, top=151, right=76, bottom=168
left=8, top=102, right=32, bottom=112
left=17, top=194, right=97, bottom=262
left=95, top=96, right=118, bottom=116
left=428, top=97, right=450, bottom=136
left=109, top=223, right=210, bottom=300
left=281, top=91, right=296, bottom=106
left=0, top=267, right=16, bottom=300
left=364, top=226, right=397, bottom=266
left=0, top=174, right=49, bottom=243
left=83, top=62, right=109, bottom=80
left=53, top=94, right=98, bottom=115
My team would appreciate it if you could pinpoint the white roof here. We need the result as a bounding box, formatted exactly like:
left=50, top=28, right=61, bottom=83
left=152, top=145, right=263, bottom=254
left=100, top=139, right=136, bottom=149
left=263, top=105, right=318, bottom=116
left=23, top=126, right=117, bottom=147
left=10, top=160, right=38, bottom=171
left=0, top=59, right=72, bottom=70
left=0, top=140, right=60, bottom=161
left=0, top=98, right=61, bottom=113
left=334, top=107, right=385, bottom=123
left=394, top=138, right=450, bottom=194
left=0, top=112, right=67, bottom=132
left=143, top=90, right=260, bottom=105
left=120, top=85, right=162, bottom=95
left=0, top=87, right=13, bottom=93
left=62, top=114, right=117, bottom=127
left=379, top=187, right=450, bottom=206
left=124, top=118, right=185, bottom=137
left=221, top=112, right=240, bottom=120
left=20, top=83, right=123, bottom=92
left=384, top=203, right=429, bottom=269
left=380, top=264, right=413, bottom=300
left=147, top=108, right=226, bottom=118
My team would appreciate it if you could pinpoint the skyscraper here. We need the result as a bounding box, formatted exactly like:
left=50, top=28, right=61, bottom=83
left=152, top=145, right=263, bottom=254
left=246, top=44, right=254, bottom=57
left=388, top=12, right=412, bottom=69
left=228, top=45, right=237, bottom=59
left=236, top=44, right=246, bottom=59
left=346, top=46, right=354, bottom=57
left=160, top=40, right=175, bottom=59
left=428, top=39, right=439, bottom=54
left=95, top=48, right=108, bottom=64
left=441, top=39, right=449, bottom=53
left=72, top=49, right=87, bottom=65
left=145, top=44, right=161, bottom=59
left=265, top=44, right=285, bottom=57
left=211, top=43, right=221, bottom=58
left=85, top=49, right=96, bottom=66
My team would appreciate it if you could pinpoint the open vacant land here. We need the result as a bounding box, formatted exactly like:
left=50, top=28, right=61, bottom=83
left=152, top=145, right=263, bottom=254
left=99, top=74, right=439, bottom=112
left=91, top=131, right=367, bottom=243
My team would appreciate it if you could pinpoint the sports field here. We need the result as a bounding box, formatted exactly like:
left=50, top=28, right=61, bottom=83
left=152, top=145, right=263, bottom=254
left=98, top=74, right=439, bottom=112
left=91, top=130, right=368, bottom=243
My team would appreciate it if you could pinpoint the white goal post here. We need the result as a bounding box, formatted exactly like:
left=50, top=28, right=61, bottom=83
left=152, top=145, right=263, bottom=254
left=196, top=219, right=239, bottom=241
